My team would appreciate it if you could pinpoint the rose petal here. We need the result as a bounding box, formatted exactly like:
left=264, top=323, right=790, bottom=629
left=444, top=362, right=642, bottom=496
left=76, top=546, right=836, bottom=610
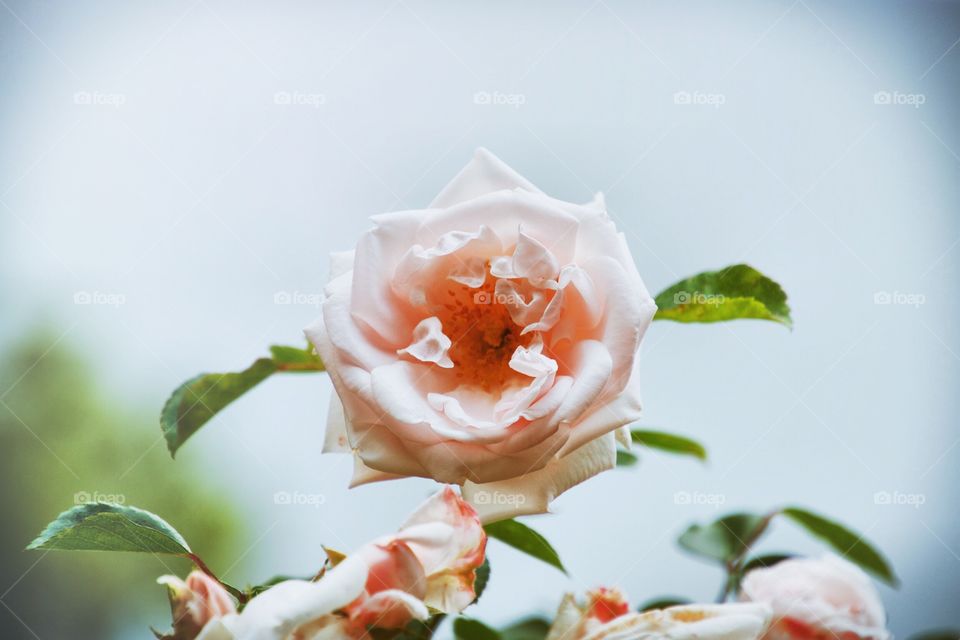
left=393, top=487, right=487, bottom=613
left=347, top=589, right=430, bottom=631
left=329, top=250, right=355, bottom=281
left=420, top=190, right=579, bottom=268
left=397, top=317, right=454, bottom=369
left=553, top=340, right=614, bottom=426
left=557, top=357, right=643, bottom=458
left=322, top=396, right=351, bottom=454
left=462, top=431, right=617, bottom=521
left=226, top=559, right=367, bottom=639
left=430, top=147, right=543, bottom=208
left=582, top=603, right=772, bottom=640
left=546, top=594, right=585, bottom=640
left=740, top=555, right=888, bottom=640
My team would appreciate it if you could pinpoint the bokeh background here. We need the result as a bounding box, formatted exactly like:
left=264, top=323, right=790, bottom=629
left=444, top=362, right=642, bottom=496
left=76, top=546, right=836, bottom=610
left=1, top=1, right=958, bottom=638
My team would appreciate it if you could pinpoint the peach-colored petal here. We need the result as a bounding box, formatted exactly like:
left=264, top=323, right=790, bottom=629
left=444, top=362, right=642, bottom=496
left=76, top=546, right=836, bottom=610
left=557, top=358, right=644, bottom=458
left=354, top=540, right=427, bottom=600
left=397, top=317, right=454, bottom=369
left=392, top=486, right=487, bottom=613
left=430, top=147, right=543, bottom=208
left=420, top=190, right=579, bottom=268
left=347, top=589, right=429, bottom=632
left=740, top=556, right=888, bottom=640
left=463, top=431, right=617, bottom=522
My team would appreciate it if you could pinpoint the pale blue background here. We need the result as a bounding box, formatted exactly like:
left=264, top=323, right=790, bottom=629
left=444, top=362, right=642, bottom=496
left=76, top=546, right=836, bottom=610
left=1, top=1, right=959, bottom=638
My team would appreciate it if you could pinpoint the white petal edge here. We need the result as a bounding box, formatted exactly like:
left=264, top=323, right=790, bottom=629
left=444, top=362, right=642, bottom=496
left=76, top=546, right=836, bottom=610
left=462, top=431, right=617, bottom=522
left=430, top=148, right=543, bottom=209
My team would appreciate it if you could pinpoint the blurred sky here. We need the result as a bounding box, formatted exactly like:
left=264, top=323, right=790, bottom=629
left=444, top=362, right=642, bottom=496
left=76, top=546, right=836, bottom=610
left=1, top=1, right=959, bottom=638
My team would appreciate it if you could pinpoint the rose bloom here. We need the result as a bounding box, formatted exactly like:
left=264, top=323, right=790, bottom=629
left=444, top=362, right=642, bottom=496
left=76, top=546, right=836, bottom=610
left=739, top=555, right=889, bottom=640
left=188, top=487, right=485, bottom=640
left=547, top=588, right=772, bottom=640
left=307, top=149, right=656, bottom=521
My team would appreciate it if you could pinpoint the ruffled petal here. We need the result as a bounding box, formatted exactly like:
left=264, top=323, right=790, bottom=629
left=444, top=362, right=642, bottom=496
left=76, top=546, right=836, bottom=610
left=397, top=317, right=454, bottom=368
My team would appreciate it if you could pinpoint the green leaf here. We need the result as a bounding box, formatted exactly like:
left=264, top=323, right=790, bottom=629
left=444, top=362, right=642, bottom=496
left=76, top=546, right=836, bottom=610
left=677, top=513, right=772, bottom=565
left=653, top=264, right=791, bottom=328
left=616, top=449, right=640, bottom=466
left=484, top=519, right=566, bottom=574
left=781, top=507, right=898, bottom=587
left=162, top=345, right=324, bottom=456
left=637, top=597, right=692, bottom=612
left=631, top=430, right=707, bottom=461
left=741, top=553, right=795, bottom=574
left=501, top=617, right=551, bottom=640
left=473, top=557, right=491, bottom=602
left=454, top=618, right=502, bottom=640
left=268, top=344, right=325, bottom=370
left=27, top=503, right=190, bottom=555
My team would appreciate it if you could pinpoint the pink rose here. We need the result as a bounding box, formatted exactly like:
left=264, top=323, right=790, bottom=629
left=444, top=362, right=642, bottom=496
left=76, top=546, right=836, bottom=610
left=156, top=570, right=236, bottom=639
left=307, top=149, right=656, bottom=521
left=196, top=487, right=486, bottom=639
left=739, top=555, right=889, bottom=640
left=547, top=589, right=771, bottom=640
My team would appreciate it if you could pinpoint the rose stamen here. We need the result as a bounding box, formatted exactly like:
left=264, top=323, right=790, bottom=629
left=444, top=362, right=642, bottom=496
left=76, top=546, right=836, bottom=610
left=432, top=274, right=535, bottom=392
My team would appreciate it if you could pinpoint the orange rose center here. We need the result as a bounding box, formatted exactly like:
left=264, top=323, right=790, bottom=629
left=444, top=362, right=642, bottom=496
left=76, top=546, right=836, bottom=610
left=432, top=276, right=532, bottom=392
